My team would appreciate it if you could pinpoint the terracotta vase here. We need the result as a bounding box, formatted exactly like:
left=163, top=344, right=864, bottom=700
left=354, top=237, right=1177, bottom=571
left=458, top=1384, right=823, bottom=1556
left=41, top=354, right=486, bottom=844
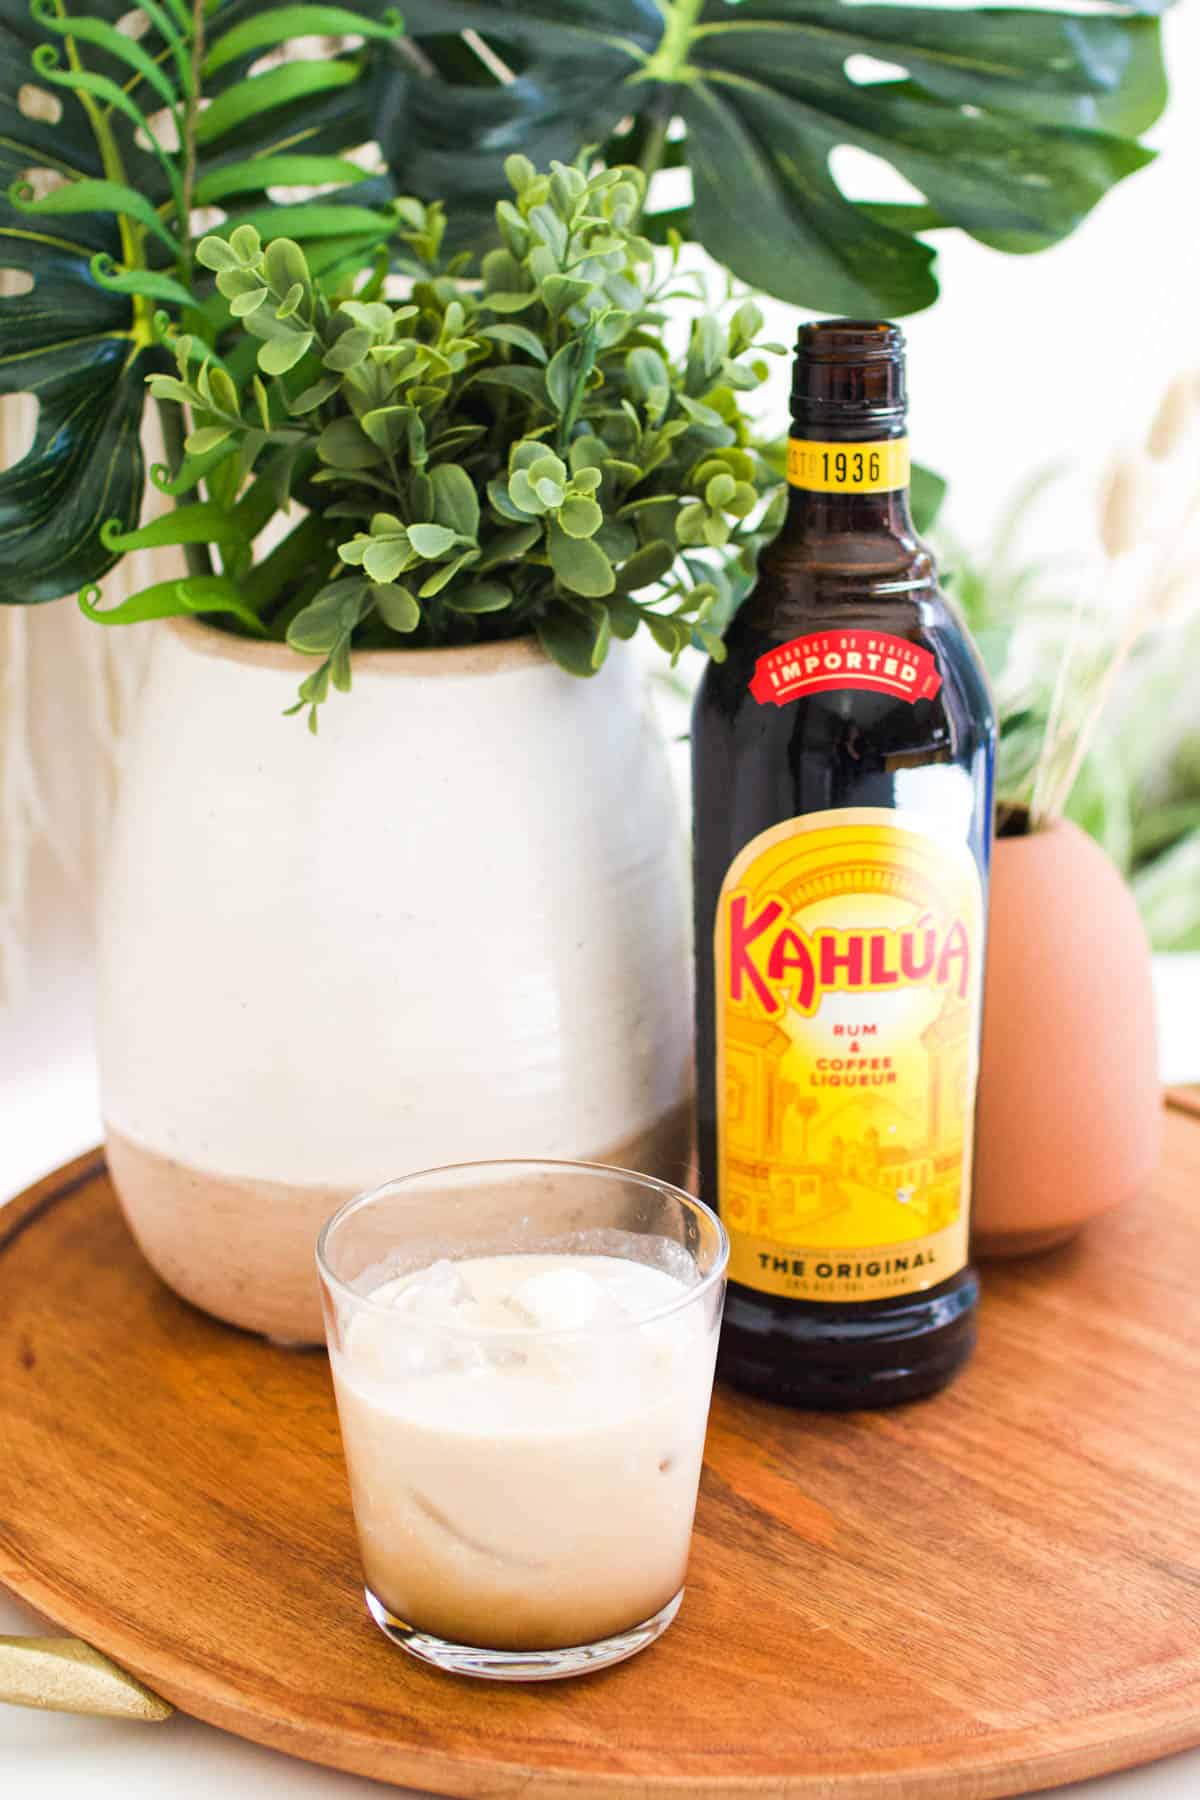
left=97, top=621, right=693, bottom=1341
left=972, top=815, right=1160, bottom=1257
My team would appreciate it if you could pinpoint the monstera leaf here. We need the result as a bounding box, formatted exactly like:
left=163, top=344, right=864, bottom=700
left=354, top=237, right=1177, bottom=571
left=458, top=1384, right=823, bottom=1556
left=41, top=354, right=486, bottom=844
left=374, top=0, right=1167, bottom=315
left=0, top=0, right=404, bottom=602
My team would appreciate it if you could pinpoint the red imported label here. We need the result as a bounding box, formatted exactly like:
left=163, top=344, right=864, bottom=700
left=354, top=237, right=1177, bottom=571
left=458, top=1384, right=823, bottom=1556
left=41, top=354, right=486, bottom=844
left=750, top=630, right=942, bottom=709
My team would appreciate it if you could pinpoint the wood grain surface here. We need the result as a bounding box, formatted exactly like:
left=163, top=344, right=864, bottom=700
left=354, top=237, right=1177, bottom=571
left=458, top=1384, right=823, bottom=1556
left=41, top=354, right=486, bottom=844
left=1, top=1111, right=1200, bottom=1799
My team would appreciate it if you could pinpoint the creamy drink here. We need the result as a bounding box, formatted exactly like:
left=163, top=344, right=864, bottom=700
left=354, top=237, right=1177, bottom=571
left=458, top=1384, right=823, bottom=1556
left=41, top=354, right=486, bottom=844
left=318, top=1161, right=727, bottom=1680
left=330, top=1249, right=715, bottom=1652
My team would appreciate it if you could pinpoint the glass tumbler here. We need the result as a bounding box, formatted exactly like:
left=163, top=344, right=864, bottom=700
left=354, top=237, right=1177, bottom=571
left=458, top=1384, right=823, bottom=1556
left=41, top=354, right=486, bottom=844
left=317, top=1158, right=727, bottom=1681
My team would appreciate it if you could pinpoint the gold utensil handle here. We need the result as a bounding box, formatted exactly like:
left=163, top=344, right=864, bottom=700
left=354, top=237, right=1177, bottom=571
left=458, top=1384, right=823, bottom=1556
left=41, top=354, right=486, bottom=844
left=0, top=1636, right=173, bottom=1720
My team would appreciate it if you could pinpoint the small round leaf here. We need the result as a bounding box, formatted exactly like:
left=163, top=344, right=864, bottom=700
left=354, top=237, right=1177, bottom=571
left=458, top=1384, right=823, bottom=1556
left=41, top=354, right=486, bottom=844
left=557, top=495, right=603, bottom=540
left=548, top=523, right=614, bottom=597
left=372, top=584, right=421, bottom=632
left=407, top=522, right=459, bottom=559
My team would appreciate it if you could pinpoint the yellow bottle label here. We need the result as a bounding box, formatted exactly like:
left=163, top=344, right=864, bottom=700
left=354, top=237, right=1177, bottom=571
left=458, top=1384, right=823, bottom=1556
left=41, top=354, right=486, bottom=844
left=715, top=808, right=984, bottom=1304
left=787, top=437, right=910, bottom=493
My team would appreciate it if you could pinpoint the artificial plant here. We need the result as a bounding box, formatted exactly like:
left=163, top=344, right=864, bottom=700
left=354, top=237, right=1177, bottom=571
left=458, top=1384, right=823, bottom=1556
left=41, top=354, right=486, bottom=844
left=0, top=0, right=1169, bottom=610
left=379, top=0, right=1168, bottom=312
left=0, top=0, right=406, bottom=600
left=99, top=155, right=788, bottom=723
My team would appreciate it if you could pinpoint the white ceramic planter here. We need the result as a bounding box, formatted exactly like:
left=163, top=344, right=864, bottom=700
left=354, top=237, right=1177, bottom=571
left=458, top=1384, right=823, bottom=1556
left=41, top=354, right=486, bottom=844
left=98, top=621, right=692, bottom=1340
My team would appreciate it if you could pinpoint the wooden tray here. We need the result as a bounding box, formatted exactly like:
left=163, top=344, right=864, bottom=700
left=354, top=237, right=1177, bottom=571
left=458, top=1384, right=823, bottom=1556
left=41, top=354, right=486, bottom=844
left=3, top=1108, right=1200, bottom=1800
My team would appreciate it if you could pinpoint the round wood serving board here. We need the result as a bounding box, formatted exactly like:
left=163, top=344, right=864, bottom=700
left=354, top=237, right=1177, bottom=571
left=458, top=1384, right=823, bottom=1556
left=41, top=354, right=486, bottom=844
left=3, top=1110, right=1200, bottom=1800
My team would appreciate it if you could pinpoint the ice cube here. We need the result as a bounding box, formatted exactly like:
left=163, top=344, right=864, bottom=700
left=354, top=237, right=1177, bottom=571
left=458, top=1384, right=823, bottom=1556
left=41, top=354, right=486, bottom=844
left=387, top=1259, right=473, bottom=1322
left=405, top=1333, right=489, bottom=1380
left=505, top=1266, right=612, bottom=1331
left=341, top=1262, right=494, bottom=1395
left=593, top=1263, right=695, bottom=1363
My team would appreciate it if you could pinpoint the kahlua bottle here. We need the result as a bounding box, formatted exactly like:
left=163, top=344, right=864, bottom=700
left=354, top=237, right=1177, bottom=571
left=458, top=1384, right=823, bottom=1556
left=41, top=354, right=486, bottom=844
left=692, top=320, right=996, bottom=1409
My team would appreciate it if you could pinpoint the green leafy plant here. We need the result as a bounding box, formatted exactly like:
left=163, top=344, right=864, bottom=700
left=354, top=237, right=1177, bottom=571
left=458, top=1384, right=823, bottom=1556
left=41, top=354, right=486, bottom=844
left=0, top=0, right=1169, bottom=609
left=934, top=388, right=1200, bottom=951
left=0, top=0, right=406, bottom=600
left=1130, top=733, right=1200, bottom=951
left=96, top=154, right=792, bottom=724
left=378, top=0, right=1168, bottom=314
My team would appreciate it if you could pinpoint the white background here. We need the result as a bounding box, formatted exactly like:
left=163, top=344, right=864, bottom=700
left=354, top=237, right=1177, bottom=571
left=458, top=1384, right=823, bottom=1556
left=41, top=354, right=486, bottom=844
left=4, top=3, right=1200, bottom=1795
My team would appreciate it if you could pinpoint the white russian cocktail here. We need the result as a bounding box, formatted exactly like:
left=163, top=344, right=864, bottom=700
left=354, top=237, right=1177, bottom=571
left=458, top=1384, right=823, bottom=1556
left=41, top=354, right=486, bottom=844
left=318, top=1162, right=727, bottom=1680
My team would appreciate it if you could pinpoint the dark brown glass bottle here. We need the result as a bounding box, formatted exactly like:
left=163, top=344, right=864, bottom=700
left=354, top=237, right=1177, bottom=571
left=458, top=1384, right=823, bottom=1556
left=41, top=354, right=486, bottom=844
left=693, top=320, right=995, bottom=1409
